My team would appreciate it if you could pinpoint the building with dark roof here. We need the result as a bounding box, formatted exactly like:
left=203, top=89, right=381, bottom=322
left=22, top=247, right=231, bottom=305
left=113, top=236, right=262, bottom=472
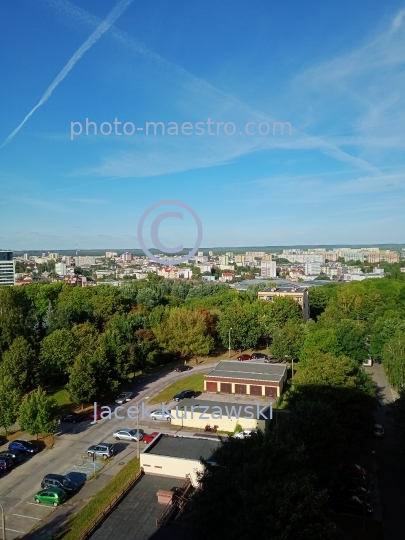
left=141, top=434, right=221, bottom=487
left=204, top=360, right=287, bottom=397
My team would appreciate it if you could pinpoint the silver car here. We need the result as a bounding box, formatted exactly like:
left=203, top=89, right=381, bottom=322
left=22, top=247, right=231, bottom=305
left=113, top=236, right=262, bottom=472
left=113, top=429, right=143, bottom=442
left=115, top=392, right=133, bottom=404
left=151, top=410, right=171, bottom=421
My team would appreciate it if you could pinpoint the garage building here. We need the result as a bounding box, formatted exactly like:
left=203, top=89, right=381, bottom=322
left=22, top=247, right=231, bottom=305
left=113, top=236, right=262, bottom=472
left=170, top=398, right=272, bottom=432
left=204, top=360, right=287, bottom=397
left=141, top=434, right=221, bottom=487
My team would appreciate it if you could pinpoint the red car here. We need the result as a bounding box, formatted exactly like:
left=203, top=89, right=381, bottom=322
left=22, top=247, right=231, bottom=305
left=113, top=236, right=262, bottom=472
left=237, top=354, right=251, bottom=361
left=89, top=407, right=102, bottom=421
left=143, top=432, right=159, bottom=444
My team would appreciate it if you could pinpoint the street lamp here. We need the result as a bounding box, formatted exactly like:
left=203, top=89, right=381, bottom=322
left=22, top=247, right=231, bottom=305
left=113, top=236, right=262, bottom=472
left=285, top=355, right=294, bottom=379
left=0, top=503, right=6, bottom=540
left=137, top=397, right=149, bottom=459
left=228, top=328, right=232, bottom=358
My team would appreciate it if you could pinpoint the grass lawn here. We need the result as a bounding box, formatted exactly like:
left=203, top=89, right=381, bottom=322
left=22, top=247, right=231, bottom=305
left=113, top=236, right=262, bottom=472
left=55, top=457, right=141, bottom=540
left=148, top=373, right=206, bottom=404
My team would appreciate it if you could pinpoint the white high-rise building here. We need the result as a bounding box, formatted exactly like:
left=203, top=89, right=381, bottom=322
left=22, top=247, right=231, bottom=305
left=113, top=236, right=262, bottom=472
left=0, top=250, right=15, bottom=286
left=261, top=261, right=276, bottom=278
left=55, top=262, right=67, bottom=276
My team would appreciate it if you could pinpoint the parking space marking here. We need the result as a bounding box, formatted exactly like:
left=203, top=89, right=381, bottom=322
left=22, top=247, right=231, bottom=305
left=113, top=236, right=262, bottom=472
left=13, top=513, right=41, bottom=520
left=6, top=528, right=24, bottom=533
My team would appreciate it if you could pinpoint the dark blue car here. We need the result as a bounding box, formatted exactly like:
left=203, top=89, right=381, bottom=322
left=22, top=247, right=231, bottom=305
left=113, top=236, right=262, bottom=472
left=8, top=440, right=38, bottom=455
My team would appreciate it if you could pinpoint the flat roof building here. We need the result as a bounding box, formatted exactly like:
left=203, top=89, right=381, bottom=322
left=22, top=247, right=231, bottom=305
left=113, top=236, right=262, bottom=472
left=141, top=434, right=221, bottom=487
left=170, top=398, right=272, bottom=432
left=258, top=285, right=310, bottom=321
left=204, top=360, right=287, bottom=397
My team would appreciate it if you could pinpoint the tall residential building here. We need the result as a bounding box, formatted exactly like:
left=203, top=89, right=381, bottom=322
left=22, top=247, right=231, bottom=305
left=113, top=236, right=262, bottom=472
left=235, top=255, right=244, bottom=263
left=48, top=252, right=59, bottom=260
left=75, top=256, right=96, bottom=266
left=366, top=252, right=380, bottom=264
left=208, top=251, right=214, bottom=257
left=0, top=250, right=15, bottom=286
left=305, top=262, right=321, bottom=275
left=384, top=250, right=399, bottom=264
left=261, top=261, right=276, bottom=278
left=218, top=255, right=229, bottom=266
left=23, top=253, right=29, bottom=260
left=122, top=252, right=134, bottom=262
left=262, top=253, right=272, bottom=261
left=106, top=251, right=118, bottom=259
left=55, top=262, right=67, bottom=277
left=197, top=251, right=204, bottom=257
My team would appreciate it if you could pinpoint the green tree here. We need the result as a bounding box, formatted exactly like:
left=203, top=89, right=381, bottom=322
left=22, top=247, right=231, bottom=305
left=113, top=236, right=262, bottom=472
left=38, top=329, right=77, bottom=383
left=153, top=307, right=214, bottom=357
left=186, top=431, right=338, bottom=540
left=19, top=388, right=57, bottom=438
left=67, top=353, right=99, bottom=406
left=270, top=321, right=305, bottom=359
left=136, top=288, right=162, bottom=310
left=0, top=286, right=31, bottom=349
left=382, top=329, right=405, bottom=390
left=2, top=336, right=36, bottom=392
left=0, top=368, right=22, bottom=435
left=217, top=302, right=262, bottom=351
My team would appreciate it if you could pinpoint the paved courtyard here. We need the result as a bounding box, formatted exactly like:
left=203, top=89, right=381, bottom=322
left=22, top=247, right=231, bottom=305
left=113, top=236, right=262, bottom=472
left=90, top=475, right=185, bottom=540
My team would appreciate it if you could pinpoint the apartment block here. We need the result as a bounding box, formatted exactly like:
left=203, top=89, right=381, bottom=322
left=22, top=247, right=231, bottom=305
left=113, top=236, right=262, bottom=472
left=258, top=285, right=310, bottom=321
left=261, top=260, right=276, bottom=278
left=106, top=251, right=118, bottom=259
left=304, top=261, right=321, bottom=275
left=0, top=250, right=15, bottom=286
left=55, top=262, right=67, bottom=277
left=366, top=252, right=380, bottom=263
left=383, top=250, right=399, bottom=264
left=218, top=255, right=229, bottom=266
left=75, top=256, right=96, bottom=266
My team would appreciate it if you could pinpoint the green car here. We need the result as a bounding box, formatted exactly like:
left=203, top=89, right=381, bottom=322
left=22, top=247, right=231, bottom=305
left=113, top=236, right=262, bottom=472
left=35, top=487, right=67, bottom=506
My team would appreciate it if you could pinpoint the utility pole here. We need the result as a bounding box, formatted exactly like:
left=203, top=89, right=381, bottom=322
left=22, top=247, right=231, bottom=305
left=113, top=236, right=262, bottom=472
left=228, top=328, right=232, bottom=358
left=0, top=504, right=5, bottom=540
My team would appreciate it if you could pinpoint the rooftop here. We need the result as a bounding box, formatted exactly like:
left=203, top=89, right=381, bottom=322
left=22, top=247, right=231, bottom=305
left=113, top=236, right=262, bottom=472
left=173, top=398, right=272, bottom=420
left=146, top=434, right=221, bottom=461
left=206, top=360, right=286, bottom=383
left=260, top=286, right=308, bottom=293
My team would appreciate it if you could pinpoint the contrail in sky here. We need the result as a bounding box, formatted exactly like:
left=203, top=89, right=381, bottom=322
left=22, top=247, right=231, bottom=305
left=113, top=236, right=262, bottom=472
left=0, top=0, right=133, bottom=149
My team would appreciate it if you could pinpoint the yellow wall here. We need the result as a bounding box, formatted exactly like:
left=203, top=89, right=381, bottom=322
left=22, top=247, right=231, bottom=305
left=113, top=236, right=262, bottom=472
left=169, top=406, right=268, bottom=431
left=140, top=453, right=204, bottom=487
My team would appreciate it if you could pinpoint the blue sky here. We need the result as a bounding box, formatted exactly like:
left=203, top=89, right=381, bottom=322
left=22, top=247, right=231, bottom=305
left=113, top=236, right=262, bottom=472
left=1, top=0, right=405, bottom=250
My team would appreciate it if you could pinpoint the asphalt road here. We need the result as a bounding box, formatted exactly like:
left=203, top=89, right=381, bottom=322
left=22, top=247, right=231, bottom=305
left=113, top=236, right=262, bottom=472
left=367, top=363, right=404, bottom=540
left=0, top=362, right=214, bottom=539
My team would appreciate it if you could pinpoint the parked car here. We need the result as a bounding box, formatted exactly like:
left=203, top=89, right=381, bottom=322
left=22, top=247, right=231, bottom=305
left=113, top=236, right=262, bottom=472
left=233, top=430, right=258, bottom=439
left=89, top=407, right=102, bottom=421
left=151, top=410, right=172, bottom=421
left=362, top=357, right=373, bottom=367
left=372, top=356, right=382, bottom=364
left=0, top=458, right=12, bottom=472
left=374, top=424, right=385, bottom=437
left=9, top=440, right=38, bottom=455
left=174, top=365, right=191, bottom=372
left=41, top=474, right=78, bottom=493
left=173, top=390, right=196, bottom=401
left=237, top=354, right=251, bottom=361
left=35, top=487, right=67, bottom=506
left=0, top=455, right=13, bottom=469
left=59, top=413, right=85, bottom=423
left=250, top=352, right=268, bottom=360
left=87, top=442, right=114, bottom=460
left=331, top=495, right=373, bottom=516
left=264, top=356, right=282, bottom=363
left=115, top=392, right=133, bottom=404
left=143, top=432, right=159, bottom=444
left=0, top=450, right=24, bottom=464
left=113, top=429, right=143, bottom=442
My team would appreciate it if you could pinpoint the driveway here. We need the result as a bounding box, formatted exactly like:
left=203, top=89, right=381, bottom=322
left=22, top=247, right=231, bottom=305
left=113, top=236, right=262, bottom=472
left=0, top=362, right=215, bottom=539
left=366, top=363, right=404, bottom=540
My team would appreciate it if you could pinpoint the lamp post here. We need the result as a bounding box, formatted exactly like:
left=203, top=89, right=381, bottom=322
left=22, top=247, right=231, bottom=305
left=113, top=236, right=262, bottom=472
left=0, top=503, right=6, bottom=540
left=285, top=355, right=294, bottom=379
left=228, top=328, right=232, bottom=358
left=137, top=397, right=149, bottom=459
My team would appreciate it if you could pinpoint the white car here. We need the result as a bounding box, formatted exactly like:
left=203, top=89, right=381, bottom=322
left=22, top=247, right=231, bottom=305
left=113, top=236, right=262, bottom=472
left=233, top=429, right=257, bottom=439
left=115, top=392, right=133, bottom=404
left=362, top=357, right=373, bottom=367
left=113, top=429, right=143, bottom=442
left=150, top=410, right=171, bottom=421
